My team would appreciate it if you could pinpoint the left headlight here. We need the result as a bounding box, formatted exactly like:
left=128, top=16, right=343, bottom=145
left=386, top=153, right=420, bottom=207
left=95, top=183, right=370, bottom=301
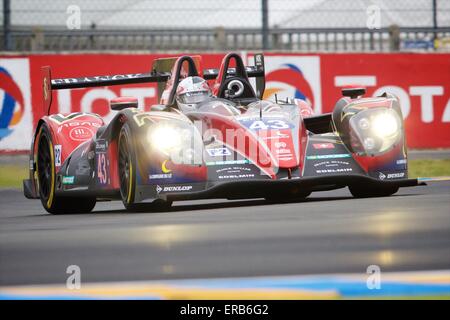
left=349, top=108, right=402, bottom=156
left=147, top=125, right=183, bottom=155
left=146, top=122, right=202, bottom=165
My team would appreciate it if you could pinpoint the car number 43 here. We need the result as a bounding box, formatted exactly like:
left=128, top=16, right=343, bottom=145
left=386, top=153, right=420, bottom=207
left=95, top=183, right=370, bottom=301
left=248, top=119, right=291, bottom=130
left=97, top=153, right=108, bottom=184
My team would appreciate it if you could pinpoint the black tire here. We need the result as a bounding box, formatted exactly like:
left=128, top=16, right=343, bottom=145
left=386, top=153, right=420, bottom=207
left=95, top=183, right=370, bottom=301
left=118, top=123, right=172, bottom=213
left=348, top=185, right=399, bottom=198
left=36, top=124, right=96, bottom=214
left=118, top=123, right=136, bottom=211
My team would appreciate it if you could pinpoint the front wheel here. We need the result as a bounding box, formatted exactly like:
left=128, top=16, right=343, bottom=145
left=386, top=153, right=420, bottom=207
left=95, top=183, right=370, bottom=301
left=36, top=124, right=96, bottom=214
left=118, top=123, right=137, bottom=211
left=118, top=124, right=172, bottom=213
left=349, top=185, right=399, bottom=198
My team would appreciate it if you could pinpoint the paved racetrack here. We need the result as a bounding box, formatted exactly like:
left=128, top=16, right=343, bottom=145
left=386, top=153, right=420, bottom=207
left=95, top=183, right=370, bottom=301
left=0, top=181, right=449, bottom=286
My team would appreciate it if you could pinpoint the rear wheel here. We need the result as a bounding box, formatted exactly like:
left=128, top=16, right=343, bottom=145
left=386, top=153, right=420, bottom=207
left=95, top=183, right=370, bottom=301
left=36, top=124, right=96, bottom=214
left=349, top=185, right=399, bottom=198
left=118, top=123, right=172, bottom=212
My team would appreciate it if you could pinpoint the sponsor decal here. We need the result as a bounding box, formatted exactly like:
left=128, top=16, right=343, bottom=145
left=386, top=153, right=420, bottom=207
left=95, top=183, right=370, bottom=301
left=52, top=73, right=146, bottom=85
left=379, top=172, right=405, bottom=180
left=258, top=56, right=322, bottom=113
left=95, top=139, right=109, bottom=185
left=316, top=168, right=352, bottom=174
left=262, top=129, right=296, bottom=166
left=0, top=67, right=24, bottom=140
left=69, top=126, right=94, bottom=141
left=307, top=154, right=352, bottom=160
left=156, top=185, right=193, bottom=193
left=62, top=176, right=75, bottom=184
left=56, top=120, right=101, bottom=134
left=216, top=166, right=253, bottom=173
left=149, top=160, right=173, bottom=179
left=314, top=160, right=350, bottom=168
left=0, top=58, right=32, bottom=150
left=275, top=144, right=295, bottom=161
left=313, top=143, right=335, bottom=149
left=161, top=159, right=172, bottom=173
left=212, top=165, right=261, bottom=180
left=262, top=131, right=290, bottom=140
left=216, top=166, right=256, bottom=179
left=95, top=139, right=108, bottom=153
left=206, top=147, right=232, bottom=157
left=396, top=159, right=407, bottom=165
left=219, top=173, right=255, bottom=179
left=54, top=145, right=62, bottom=167
left=314, top=160, right=354, bottom=174
left=206, top=159, right=250, bottom=166
left=149, top=173, right=172, bottom=179
left=276, top=148, right=291, bottom=154
left=387, top=172, right=405, bottom=179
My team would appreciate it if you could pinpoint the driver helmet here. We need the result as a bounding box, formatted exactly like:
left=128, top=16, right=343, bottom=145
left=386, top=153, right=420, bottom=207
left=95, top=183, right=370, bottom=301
left=176, top=76, right=212, bottom=113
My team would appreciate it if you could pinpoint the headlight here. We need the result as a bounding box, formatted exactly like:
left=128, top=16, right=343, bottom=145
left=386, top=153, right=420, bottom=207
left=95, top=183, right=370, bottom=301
left=147, top=125, right=182, bottom=155
left=349, top=108, right=402, bottom=156
left=371, top=112, right=399, bottom=138
left=358, top=117, right=370, bottom=130
left=146, top=122, right=202, bottom=165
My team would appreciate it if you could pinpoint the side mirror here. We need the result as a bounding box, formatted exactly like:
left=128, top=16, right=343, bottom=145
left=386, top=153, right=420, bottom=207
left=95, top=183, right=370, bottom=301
left=342, top=87, right=366, bottom=99
left=110, top=97, right=138, bottom=111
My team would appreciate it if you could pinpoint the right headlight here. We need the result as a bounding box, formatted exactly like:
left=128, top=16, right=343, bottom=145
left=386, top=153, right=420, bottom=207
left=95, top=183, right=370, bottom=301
left=349, top=108, right=402, bottom=156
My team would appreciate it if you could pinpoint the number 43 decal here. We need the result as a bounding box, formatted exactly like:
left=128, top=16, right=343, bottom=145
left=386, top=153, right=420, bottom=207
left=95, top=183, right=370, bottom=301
left=97, top=153, right=108, bottom=185
left=247, top=119, right=291, bottom=130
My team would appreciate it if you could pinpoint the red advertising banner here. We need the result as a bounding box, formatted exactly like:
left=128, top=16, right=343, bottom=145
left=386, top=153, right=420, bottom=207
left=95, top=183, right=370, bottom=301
left=0, top=53, right=449, bottom=150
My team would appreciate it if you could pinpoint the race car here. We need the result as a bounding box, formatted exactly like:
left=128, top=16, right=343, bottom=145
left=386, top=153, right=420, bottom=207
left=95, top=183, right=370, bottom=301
left=23, top=52, right=422, bottom=214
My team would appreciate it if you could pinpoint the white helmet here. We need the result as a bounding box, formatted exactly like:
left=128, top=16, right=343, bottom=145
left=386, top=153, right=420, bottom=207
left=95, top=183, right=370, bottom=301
left=176, top=76, right=212, bottom=113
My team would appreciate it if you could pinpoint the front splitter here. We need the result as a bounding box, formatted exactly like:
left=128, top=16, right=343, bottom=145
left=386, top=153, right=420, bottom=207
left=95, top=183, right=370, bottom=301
left=138, top=174, right=424, bottom=202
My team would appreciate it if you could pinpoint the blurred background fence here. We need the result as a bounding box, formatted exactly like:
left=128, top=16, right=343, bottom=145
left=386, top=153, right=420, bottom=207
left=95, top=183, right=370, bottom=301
left=1, top=0, right=450, bottom=52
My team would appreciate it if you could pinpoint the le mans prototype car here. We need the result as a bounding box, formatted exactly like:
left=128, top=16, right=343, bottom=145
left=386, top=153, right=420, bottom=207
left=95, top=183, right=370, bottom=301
left=23, top=53, right=421, bottom=214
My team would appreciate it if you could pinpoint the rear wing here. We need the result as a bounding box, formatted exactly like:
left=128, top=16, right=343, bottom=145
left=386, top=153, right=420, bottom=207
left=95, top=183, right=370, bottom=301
left=41, top=66, right=171, bottom=116
left=42, top=53, right=265, bottom=115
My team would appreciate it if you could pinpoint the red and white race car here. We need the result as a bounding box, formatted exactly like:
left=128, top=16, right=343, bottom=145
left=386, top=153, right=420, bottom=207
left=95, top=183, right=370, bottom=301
left=23, top=52, right=421, bottom=214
